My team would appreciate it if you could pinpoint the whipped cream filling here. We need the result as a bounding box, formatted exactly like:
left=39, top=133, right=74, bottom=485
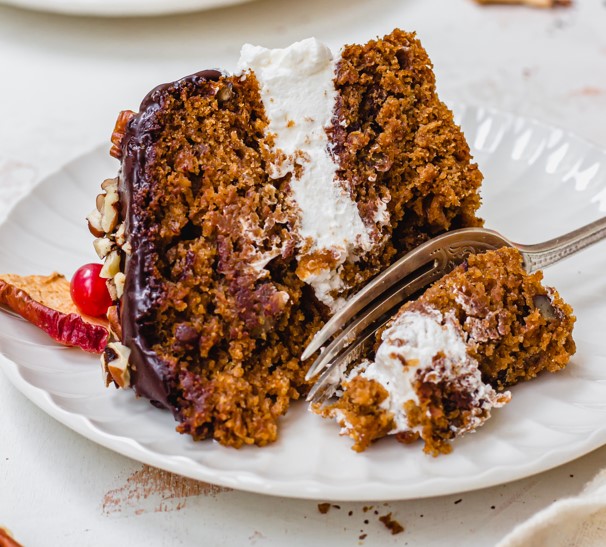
left=238, top=38, right=379, bottom=311
left=347, top=309, right=509, bottom=436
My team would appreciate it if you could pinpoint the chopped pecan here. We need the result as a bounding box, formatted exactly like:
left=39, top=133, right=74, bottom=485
left=110, top=110, right=135, bottom=159
left=106, top=305, right=122, bottom=339
left=102, top=341, right=131, bottom=388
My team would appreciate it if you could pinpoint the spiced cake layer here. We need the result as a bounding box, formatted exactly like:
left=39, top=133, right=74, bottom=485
left=315, top=248, right=576, bottom=456
left=89, top=29, right=484, bottom=447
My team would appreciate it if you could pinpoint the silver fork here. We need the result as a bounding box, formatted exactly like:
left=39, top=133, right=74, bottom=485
left=302, top=217, right=606, bottom=404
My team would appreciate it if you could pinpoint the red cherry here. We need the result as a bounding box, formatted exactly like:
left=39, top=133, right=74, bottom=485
left=70, top=263, right=113, bottom=318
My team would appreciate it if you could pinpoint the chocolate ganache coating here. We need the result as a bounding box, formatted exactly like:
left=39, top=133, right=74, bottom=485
left=119, top=70, right=223, bottom=413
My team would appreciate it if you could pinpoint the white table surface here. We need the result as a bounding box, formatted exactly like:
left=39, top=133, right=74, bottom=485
left=1, top=0, right=606, bottom=545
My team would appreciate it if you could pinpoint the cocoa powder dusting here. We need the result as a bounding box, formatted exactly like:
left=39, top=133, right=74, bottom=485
left=102, top=464, right=231, bottom=516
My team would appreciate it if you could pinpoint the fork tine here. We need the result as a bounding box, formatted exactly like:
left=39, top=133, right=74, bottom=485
left=306, top=361, right=346, bottom=406
left=301, top=228, right=511, bottom=364
left=304, top=261, right=444, bottom=383
left=301, top=240, right=443, bottom=363
left=306, top=319, right=384, bottom=404
left=304, top=227, right=514, bottom=404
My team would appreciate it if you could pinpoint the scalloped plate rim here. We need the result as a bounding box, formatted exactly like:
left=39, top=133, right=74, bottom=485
left=1, top=104, right=606, bottom=501
left=3, top=351, right=606, bottom=501
left=0, top=0, right=256, bottom=17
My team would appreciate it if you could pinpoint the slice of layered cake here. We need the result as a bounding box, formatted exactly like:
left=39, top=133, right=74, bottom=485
left=88, top=29, right=484, bottom=447
left=315, top=248, right=576, bottom=455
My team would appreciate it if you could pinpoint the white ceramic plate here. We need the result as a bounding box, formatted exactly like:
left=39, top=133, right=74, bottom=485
left=1, top=105, right=606, bottom=501
left=0, top=0, right=254, bottom=17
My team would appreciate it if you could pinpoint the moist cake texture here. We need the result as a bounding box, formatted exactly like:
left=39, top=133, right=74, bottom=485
left=89, top=29, right=484, bottom=448
left=316, top=248, right=576, bottom=455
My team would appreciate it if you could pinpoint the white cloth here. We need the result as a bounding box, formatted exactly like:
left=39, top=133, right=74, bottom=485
left=497, top=469, right=606, bottom=547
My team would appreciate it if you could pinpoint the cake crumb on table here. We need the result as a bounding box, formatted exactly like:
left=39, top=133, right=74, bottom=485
left=317, top=503, right=331, bottom=514
left=379, top=513, right=405, bottom=535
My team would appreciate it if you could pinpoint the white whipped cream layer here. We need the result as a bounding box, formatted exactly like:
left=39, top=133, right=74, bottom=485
left=238, top=38, right=378, bottom=310
left=350, top=309, right=509, bottom=436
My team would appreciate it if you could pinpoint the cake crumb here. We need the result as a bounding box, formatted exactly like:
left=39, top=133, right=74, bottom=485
left=318, top=503, right=331, bottom=514
left=379, top=513, right=405, bottom=535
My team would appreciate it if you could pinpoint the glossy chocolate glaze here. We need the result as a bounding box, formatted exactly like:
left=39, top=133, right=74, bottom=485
left=119, top=70, right=222, bottom=413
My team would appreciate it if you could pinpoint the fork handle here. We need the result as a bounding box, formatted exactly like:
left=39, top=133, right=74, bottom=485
left=516, top=216, right=606, bottom=273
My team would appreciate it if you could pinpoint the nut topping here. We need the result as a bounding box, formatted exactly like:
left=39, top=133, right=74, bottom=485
left=114, top=223, right=126, bottom=247
left=96, top=193, right=105, bottom=212
left=114, top=272, right=126, bottom=299
left=106, top=278, right=118, bottom=301
left=90, top=174, right=127, bottom=302
left=110, top=110, right=135, bottom=160
left=101, top=186, right=120, bottom=233
left=101, top=341, right=131, bottom=388
left=106, top=305, right=122, bottom=339
left=93, top=237, right=114, bottom=259
left=87, top=209, right=104, bottom=238
left=101, top=177, right=118, bottom=191
left=100, top=250, right=121, bottom=279
left=216, top=84, right=233, bottom=104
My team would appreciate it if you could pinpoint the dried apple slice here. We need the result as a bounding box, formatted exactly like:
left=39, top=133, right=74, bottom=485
left=0, top=272, right=108, bottom=353
left=0, top=526, right=23, bottom=547
left=0, top=527, right=24, bottom=547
